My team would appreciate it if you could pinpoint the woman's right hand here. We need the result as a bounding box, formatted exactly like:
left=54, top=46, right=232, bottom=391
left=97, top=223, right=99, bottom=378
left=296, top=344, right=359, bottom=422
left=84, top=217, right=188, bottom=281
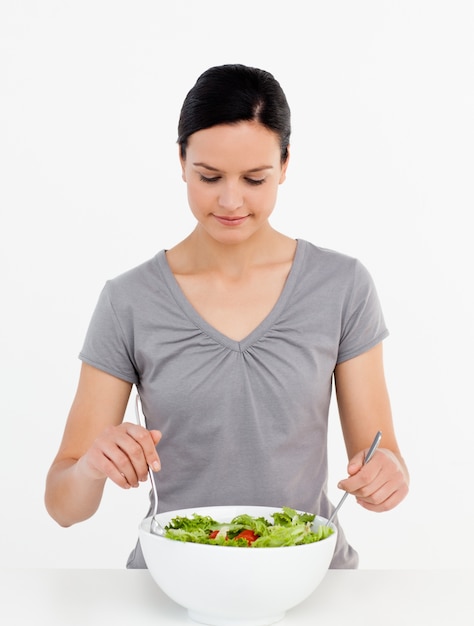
left=78, top=422, right=162, bottom=489
left=45, top=363, right=161, bottom=526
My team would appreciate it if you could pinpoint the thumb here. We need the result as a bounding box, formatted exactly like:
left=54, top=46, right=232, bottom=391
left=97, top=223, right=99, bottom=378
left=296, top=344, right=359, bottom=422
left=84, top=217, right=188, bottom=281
left=347, top=450, right=365, bottom=475
left=150, top=429, right=162, bottom=445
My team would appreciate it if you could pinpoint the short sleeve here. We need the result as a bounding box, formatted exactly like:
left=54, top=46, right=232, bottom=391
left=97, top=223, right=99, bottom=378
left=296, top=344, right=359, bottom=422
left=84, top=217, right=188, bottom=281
left=337, top=260, right=389, bottom=364
left=79, top=282, right=139, bottom=384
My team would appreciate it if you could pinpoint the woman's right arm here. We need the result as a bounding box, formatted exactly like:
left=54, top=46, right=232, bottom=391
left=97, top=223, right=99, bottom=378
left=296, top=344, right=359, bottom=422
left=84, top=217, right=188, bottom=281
left=44, top=363, right=161, bottom=527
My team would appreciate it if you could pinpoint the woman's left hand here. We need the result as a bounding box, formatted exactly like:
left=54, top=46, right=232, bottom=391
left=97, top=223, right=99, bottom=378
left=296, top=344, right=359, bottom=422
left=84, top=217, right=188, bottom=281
left=337, top=447, right=409, bottom=512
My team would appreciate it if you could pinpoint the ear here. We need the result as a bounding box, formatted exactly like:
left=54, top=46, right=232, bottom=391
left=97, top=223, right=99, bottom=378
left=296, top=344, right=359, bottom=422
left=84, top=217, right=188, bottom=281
left=179, top=148, right=187, bottom=182
left=279, top=146, right=290, bottom=184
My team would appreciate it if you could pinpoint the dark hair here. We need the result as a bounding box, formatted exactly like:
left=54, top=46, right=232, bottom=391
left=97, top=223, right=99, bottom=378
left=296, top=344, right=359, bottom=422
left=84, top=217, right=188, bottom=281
left=177, top=64, right=291, bottom=162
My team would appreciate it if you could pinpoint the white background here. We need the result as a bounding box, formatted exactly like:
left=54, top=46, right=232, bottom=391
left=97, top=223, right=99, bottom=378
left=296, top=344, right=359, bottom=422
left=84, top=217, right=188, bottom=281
left=1, top=1, right=473, bottom=570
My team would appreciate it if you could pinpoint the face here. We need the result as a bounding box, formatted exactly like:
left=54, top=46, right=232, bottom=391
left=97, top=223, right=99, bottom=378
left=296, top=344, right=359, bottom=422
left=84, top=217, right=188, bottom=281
left=180, top=121, right=289, bottom=245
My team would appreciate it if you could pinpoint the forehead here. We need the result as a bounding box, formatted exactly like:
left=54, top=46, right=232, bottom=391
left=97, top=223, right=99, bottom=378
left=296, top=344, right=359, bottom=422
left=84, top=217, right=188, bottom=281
left=185, top=121, right=281, bottom=169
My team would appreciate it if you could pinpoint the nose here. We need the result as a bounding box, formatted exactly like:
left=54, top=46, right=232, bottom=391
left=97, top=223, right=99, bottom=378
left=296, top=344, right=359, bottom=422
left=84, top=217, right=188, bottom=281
left=217, top=181, right=244, bottom=211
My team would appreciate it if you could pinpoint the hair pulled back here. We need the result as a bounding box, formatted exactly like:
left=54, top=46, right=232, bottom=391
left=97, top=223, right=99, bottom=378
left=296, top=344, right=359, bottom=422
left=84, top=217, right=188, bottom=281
left=177, top=64, right=291, bottom=163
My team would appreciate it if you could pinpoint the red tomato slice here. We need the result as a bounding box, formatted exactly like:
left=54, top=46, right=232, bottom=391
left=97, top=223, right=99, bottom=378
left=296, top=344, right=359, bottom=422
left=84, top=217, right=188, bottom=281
left=235, top=529, right=259, bottom=545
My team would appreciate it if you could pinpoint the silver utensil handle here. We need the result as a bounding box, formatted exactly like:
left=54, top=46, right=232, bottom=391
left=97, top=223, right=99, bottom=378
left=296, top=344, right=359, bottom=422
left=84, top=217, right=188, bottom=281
left=134, top=394, right=159, bottom=517
left=326, top=430, right=382, bottom=526
left=364, top=430, right=383, bottom=464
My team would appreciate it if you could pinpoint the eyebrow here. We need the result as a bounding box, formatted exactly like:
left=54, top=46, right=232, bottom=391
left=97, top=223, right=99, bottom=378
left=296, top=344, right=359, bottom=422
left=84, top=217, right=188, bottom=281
left=192, top=162, right=274, bottom=173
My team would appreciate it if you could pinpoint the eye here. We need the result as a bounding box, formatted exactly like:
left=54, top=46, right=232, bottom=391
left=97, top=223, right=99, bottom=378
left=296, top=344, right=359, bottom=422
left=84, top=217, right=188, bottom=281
left=245, top=178, right=266, bottom=186
left=199, top=174, right=220, bottom=184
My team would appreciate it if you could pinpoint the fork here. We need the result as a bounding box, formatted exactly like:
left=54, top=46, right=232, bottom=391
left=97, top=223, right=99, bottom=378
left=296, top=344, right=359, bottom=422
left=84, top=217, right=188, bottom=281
left=326, top=430, right=382, bottom=527
left=134, top=394, right=165, bottom=536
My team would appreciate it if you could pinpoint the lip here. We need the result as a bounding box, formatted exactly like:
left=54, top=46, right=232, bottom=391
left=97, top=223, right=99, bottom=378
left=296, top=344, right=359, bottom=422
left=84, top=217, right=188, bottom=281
left=213, top=214, right=250, bottom=226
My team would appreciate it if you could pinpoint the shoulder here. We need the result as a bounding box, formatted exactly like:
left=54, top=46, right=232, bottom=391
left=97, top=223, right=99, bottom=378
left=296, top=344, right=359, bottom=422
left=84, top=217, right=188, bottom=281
left=293, top=240, right=379, bottom=308
left=101, top=251, right=167, bottom=304
left=297, top=239, right=366, bottom=276
left=108, top=251, right=164, bottom=286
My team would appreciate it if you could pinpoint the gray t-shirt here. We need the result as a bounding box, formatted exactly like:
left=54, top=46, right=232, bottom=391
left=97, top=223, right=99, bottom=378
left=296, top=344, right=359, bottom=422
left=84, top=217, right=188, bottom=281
left=79, top=239, right=388, bottom=568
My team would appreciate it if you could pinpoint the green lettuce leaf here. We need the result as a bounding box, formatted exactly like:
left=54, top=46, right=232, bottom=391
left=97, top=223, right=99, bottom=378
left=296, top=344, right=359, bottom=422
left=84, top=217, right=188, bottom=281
left=163, top=508, right=334, bottom=547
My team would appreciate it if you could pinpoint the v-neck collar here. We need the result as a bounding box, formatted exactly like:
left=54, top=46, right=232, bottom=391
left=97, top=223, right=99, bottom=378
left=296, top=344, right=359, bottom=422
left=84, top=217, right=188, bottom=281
left=156, top=239, right=306, bottom=352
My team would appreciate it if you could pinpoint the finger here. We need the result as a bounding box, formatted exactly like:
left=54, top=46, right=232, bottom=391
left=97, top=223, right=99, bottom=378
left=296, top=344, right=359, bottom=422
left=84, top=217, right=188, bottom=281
left=355, top=465, right=408, bottom=506
left=116, top=431, right=152, bottom=482
left=345, top=449, right=406, bottom=497
left=87, top=445, right=138, bottom=489
left=101, top=438, right=141, bottom=487
left=356, top=482, right=408, bottom=512
left=87, top=423, right=161, bottom=486
left=108, top=464, right=136, bottom=489
left=352, top=475, right=392, bottom=504
left=349, top=465, right=389, bottom=499
left=123, top=424, right=162, bottom=473
left=339, top=447, right=387, bottom=491
left=338, top=460, right=382, bottom=493
left=149, top=430, right=162, bottom=471
left=358, top=468, right=409, bottom=510
left=98, top=426, right=150, bottom=484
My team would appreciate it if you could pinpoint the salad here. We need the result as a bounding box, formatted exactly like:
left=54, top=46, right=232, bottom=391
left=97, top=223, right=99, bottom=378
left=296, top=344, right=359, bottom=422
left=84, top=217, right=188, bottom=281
left=163, top=506, right=334, bottom=547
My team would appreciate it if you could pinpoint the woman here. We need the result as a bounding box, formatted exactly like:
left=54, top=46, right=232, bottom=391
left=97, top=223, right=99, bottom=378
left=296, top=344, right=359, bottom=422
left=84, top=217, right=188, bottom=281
left=45, top=64, right=409, bottom=568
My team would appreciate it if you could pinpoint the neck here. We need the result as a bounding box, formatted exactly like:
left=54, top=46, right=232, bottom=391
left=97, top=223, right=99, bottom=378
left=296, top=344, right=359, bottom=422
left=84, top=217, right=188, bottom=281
left=167, top=224, right=295, bottom=278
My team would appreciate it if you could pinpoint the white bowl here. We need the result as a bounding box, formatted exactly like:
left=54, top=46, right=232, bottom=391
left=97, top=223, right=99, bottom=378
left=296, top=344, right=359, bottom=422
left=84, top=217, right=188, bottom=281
left=139, top=504, right=337, bottom=626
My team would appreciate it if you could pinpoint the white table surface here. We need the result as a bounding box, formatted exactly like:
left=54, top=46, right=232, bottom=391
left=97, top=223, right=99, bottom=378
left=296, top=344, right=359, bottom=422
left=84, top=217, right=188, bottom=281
left=0, top=568, right=472, bottom=625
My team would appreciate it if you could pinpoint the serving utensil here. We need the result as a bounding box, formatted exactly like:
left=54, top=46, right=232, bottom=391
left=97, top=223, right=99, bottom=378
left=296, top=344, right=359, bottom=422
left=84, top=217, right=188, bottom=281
left=134, top=394, right=165, bottom=536
left=326, top=430, right=382, bottom=527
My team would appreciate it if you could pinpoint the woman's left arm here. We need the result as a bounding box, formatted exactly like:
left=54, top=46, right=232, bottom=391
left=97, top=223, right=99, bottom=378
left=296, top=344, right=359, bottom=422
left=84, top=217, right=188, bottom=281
left=334, top=342, right=409, bottom=512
